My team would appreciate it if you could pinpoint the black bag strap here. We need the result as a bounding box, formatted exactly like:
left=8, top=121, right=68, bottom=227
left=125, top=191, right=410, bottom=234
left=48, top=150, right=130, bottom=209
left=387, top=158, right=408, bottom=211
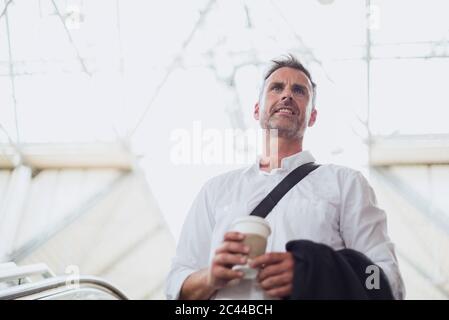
left=250, top=162, right=320, bottom=219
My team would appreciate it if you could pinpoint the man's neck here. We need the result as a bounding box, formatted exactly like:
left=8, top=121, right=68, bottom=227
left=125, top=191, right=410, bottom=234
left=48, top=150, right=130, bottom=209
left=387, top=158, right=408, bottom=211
left=259, top=136, right=303, bottom=172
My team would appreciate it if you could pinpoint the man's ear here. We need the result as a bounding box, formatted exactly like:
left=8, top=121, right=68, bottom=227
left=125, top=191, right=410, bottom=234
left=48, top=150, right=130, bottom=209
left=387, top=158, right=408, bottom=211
left=254, top=102, right=260, bottom=120
left=308, top=108, right=317, bottom=127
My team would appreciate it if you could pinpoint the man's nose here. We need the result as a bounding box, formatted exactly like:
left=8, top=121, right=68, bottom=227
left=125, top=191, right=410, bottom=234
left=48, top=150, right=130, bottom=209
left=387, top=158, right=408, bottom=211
left=281, top=93, right=293, bottom=102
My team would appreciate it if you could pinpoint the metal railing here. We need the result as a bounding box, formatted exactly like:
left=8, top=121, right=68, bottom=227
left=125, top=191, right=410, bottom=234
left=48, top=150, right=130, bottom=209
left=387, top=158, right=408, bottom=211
left=0, top=262, right=128, bottom=300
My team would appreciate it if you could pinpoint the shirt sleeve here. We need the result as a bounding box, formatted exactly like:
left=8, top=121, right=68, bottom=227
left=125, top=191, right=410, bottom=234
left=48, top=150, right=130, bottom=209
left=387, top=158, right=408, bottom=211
left=165, top=181, right=215, bottom=300
left=339, top=170, right=406, bottom=300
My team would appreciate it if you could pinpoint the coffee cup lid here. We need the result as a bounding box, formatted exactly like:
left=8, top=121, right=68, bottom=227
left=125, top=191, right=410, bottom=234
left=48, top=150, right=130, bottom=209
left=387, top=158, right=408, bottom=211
left=230, top=215, right=271, bottom=238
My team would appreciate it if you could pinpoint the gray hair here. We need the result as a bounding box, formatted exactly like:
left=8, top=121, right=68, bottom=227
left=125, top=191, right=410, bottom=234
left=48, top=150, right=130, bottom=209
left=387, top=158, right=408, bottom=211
left=259, top=54, right=316, bottom=107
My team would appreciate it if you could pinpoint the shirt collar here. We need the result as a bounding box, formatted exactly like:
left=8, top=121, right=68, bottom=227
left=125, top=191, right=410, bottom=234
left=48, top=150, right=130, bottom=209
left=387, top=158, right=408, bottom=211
left=244, top=150, right=316, bottom=175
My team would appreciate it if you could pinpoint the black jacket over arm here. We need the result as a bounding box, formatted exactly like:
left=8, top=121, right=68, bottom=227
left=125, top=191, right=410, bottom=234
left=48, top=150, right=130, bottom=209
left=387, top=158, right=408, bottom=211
left=285, top=240, right=395, bottom=300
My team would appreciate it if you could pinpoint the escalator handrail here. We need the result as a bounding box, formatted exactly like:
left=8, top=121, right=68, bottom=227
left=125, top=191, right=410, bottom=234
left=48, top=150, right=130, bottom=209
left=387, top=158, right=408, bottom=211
left=0, top=275, right=129, bottom=300
left=0, top=263, right=55, bottom=283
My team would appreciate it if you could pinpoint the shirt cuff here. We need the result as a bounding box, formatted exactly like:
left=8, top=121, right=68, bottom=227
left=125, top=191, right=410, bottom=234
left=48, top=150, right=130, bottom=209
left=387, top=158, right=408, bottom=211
left=166, top=267, right=197, bottom=300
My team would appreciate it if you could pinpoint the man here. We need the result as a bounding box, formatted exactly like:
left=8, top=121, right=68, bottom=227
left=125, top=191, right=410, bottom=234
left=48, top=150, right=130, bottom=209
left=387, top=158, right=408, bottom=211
left=166, top=55, right=405, bottom=300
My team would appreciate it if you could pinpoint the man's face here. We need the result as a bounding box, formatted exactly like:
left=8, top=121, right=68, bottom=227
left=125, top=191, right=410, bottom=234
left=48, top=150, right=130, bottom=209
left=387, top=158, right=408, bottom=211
left=254, top=67, right=317, bottom=139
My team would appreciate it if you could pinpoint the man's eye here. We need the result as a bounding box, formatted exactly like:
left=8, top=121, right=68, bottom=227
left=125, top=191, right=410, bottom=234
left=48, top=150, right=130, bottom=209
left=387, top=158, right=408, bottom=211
left=272, top=86, right=282, bottom=92
left=293, top=87, right=305, bottom=95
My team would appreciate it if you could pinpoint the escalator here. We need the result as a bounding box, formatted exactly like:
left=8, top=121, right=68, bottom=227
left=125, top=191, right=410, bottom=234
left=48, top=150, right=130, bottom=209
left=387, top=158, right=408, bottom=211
left=0, top=262, right=128, bottom=300
left=0, top=143, right=175, bottom=299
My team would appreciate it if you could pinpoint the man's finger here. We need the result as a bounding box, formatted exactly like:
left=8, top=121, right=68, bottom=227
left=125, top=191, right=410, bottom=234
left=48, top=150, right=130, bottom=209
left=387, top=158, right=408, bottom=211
left=213, top=265, right=244, bottom=281
left=266, top=284, right=292, bottom=299
left=215, top=241, right=250, bottom=255
left=249, top=252, right=285, bottom=268
left=257, top=263, right=285, bottom=282
left=223, top=232, right=245, bottom=242
left=259, top=272, right=293, bottom=291
left=214, top=253, right=247, bottom=267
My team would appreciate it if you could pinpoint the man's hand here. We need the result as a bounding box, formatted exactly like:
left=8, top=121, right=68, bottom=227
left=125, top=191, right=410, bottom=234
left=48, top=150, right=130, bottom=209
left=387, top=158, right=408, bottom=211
left=249, top=252, right=294, bottom=298
left=179, top=232, right=249, bottom=300
left=207, top=231, right=250, bottom=290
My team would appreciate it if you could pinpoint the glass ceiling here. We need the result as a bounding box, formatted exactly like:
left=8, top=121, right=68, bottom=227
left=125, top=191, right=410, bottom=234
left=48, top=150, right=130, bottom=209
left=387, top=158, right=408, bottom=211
left=0, top=0, right=448, bottom=175
left=1, top=0, right=448, bottom=148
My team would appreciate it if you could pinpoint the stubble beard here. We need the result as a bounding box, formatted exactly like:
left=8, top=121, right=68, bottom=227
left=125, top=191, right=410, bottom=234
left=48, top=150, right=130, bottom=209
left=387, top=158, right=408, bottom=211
left=264, top=113, right=304, bottom=140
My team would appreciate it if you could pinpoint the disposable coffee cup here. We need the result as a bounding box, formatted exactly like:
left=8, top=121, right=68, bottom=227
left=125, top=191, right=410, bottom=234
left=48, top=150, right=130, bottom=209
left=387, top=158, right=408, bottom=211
left=229, top=216, right=271, bottom=279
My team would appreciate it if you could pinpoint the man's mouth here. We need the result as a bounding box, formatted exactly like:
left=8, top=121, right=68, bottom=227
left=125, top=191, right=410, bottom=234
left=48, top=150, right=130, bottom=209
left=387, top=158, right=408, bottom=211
left=272, top=106, right=297, bottom=116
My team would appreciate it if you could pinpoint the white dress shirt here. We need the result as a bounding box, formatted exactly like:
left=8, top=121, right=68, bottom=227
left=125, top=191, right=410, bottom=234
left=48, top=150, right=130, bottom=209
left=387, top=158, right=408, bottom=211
left=165, top=150, right=405, bottom=300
